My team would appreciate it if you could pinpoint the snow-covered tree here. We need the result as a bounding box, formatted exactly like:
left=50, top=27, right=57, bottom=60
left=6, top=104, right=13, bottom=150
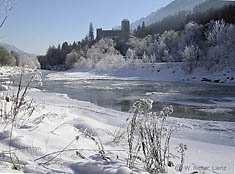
left=125, top=48, right=136, bottom=63
left=127, top=36, right=152, bottom=61
left=70, top=38, right=125, bottom=71
left=181, top=45, right=201, bottom=74
left=65, top=50, right=79, bottom=69
left=178, top=22, right=204, bottom=48
left=204, top=20, right=235, bottom=72
left=177, top=21, right=204, bottom=61
left=0, top=46, right=15, bottom=65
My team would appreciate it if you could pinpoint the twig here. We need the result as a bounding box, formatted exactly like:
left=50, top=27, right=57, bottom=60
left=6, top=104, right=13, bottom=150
left=39, top=138, right=76, bottom=165
left=35, top=148, right=125, bottom=162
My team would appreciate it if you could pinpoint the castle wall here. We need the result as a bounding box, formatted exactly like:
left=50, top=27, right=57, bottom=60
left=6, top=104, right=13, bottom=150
left=96, top=19, right=130, bottom=41
left=101, top=30, right=122, bottom=39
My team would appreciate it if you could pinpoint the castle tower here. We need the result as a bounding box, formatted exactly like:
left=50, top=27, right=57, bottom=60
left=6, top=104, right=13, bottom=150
left=96, top=28, right=103, bottom=40
left=121, top=19, right=130, bottom=41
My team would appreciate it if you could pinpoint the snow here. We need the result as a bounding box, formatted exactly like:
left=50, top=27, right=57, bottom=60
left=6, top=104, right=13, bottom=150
left=0, top=66, right=37, bottom=78
left=48, top=63, right=235, bottom=86
left=197, top=107, right=233, bottom=114
left=0, top=66, right=234, bottom=173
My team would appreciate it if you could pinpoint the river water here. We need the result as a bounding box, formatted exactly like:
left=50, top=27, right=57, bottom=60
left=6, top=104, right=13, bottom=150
left=3, top=71, right=235, bottom=122
left=34, top=71, right=235, bottom=122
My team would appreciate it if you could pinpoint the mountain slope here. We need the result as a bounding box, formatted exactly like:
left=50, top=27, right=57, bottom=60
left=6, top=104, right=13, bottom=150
left=0, top=42, right=40, bottom=68
left=131, top=0, right=206, bottom=30
left=0, top=42, right=36, bottom=57
left=193, top=0, right=235, bottom=13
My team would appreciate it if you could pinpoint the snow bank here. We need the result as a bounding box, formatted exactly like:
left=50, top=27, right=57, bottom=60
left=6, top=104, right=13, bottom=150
left=0, top=66, right=37, bottom=78
left=0, top=87, right=233, bottom=173
left=48, top=63, right=235, bottom=86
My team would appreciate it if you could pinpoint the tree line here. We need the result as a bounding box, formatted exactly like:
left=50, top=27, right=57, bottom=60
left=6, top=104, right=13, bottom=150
left=38, top=22, right=95, bottom=69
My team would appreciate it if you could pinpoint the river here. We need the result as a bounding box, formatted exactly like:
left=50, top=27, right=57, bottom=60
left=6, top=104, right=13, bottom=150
left=33, top=71, right=235, bottom=122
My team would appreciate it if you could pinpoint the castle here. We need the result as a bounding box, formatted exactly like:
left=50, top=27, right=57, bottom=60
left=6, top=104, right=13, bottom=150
left=96, top=19, right=130, bottom=41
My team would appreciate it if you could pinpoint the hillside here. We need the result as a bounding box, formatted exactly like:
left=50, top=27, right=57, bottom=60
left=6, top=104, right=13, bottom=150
left=0, top=42, right=36, bottom=57
left=0, top=42, right=40, bottom=68
left=193, top=0, right=235, bottom=13
left=130, top=0, right=206, bottom=30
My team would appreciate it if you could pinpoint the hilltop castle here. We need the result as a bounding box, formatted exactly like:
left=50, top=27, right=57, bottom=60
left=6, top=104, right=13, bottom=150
left=96, top=19, right=130, bottom=41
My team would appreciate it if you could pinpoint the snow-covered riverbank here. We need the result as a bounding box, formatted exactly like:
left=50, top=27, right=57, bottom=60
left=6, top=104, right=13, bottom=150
left=48, top=63, right=235, bottom=86
left=0, top=89, right=233, bottom=173
left=0, top=66, right=37, bottom=78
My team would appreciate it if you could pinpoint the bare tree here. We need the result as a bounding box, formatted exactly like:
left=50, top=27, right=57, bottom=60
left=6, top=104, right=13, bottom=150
left=0, top=0, right=15, bottom=29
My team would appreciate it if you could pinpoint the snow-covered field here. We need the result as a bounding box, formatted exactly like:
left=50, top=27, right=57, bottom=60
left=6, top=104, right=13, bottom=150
left=0, top=64, right=234, bottom=174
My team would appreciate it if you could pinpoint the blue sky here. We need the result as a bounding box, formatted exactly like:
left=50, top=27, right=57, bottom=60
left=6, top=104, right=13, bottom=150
left=0, top=0, right=173, bottom=55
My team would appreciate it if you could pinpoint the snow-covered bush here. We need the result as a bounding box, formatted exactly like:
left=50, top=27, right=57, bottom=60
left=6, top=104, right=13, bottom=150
left=0, top=71, right=42, bottom=170
left=65, top=50, right=79, bottom=68
left=95, top=54, right=125, bottom=71
left=125, top=48, right=136, bottom=63
left=0, top=72, right=42, bottom=128
left=16, top=54, right=40, bottom=69
left=74, top=56, right=93, bottom=69
left=124, top=99, right=183, bottom=173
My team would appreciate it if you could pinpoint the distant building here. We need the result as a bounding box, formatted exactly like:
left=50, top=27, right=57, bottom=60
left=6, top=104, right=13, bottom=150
left=96, top=19, right=130, bottom=41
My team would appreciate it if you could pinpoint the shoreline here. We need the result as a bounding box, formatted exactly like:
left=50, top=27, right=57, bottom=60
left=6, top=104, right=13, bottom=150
left=47, top=63, right=235, bottom=87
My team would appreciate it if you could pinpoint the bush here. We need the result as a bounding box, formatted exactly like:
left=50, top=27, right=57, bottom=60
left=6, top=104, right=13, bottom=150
left=95, top=54, right=125, bottom=71
left=121, top=99, right=185, bottom=173
left=0, top=71, right=42, bottom=170
left=65, top=51, right=79, bottom=69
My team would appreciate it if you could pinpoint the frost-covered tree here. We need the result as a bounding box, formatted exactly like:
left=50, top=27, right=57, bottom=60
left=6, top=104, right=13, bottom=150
left=65, top=50, right=79, bottom=69
left=147, top=30, right=179, bottom=62
left=127, top=35, right=153, bottom=62
left=69, top=38, right=125, bottom=71
left=0, top=46, right=15, bottom=65
left=181, top=45, right=201, bottom=74
left=204, top=20, right=235, bottom=72
left=180, top=20, right=235, bottom=73
left=178, top=22, right=204, bottom=58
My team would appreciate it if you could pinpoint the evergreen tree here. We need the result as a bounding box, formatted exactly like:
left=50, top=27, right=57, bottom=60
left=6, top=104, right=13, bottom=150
left=57, top=44, right=61, bottom=50
left=134, top=25, right=141, bottom=37
left=89, top=22, right=94, bottom=42
left=141, top=21, right=146, bottom=37
left=72, top=41, right=77, bottom=49
left=62, top=42, right=69, bottom=52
